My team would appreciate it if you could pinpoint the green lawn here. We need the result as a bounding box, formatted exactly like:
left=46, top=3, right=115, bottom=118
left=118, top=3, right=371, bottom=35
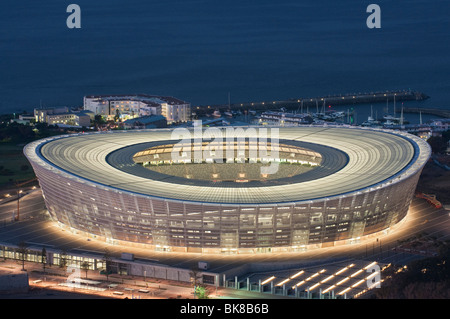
left=0, top=143, right=36, bottom=187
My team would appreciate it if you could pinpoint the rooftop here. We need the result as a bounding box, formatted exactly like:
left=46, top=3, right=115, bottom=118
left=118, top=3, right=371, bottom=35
left=24, top=126, right=429, bottom=205
left=85, top=94, right=189, bottom=105
left=123, top=115, right=166, bottom=125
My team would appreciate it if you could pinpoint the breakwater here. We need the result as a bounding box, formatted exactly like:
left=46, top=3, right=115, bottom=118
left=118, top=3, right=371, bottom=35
left=195, top=90, right=429, bottom=112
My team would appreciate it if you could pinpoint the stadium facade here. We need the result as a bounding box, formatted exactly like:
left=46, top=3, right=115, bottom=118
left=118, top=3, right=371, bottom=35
left=24, top=126, right=431, bottom=254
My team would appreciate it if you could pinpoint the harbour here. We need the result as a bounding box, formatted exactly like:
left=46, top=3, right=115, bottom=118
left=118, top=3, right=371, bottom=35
left=190, top=89, right=449, bottom=144
left=402, top=107, right=450, bottom=119
left=194, top=90, right=429, bottom=114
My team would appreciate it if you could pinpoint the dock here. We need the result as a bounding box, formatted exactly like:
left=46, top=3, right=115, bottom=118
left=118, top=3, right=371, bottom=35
left=194, top=90, right=429, bottom=113
left=402, top=107, right=450, bottom=118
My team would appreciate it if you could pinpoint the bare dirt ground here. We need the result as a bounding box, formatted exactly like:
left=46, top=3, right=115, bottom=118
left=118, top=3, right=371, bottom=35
left=416, top=158, right=450, bottom=205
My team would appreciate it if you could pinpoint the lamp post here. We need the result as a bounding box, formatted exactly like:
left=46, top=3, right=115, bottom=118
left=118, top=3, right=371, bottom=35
left=16, top=189, right=23, bottom=221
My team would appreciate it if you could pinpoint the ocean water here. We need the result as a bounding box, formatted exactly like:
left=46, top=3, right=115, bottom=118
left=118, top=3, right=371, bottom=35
left=0, top=0, right=449, bottom=124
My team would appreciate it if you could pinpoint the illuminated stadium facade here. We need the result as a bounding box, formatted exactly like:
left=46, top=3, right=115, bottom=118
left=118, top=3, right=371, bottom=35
left=24, top=126, right=431, bottom=254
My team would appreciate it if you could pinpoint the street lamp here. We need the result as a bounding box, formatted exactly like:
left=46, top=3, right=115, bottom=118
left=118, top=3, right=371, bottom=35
left=16, top=189, right=23, bottom=221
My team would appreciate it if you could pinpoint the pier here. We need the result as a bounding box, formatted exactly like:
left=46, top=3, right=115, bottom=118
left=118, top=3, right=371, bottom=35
left=194, top=90, right=429, bottom=113
left=402, top=107, right=450, bottom=118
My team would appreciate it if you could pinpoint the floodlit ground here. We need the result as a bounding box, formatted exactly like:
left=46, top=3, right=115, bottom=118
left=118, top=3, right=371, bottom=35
left=144, top=162, right=316, bottom=181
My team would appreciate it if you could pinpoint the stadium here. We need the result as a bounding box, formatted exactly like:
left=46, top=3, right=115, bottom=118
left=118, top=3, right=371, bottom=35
left=24, top=126, right=431, bottom=254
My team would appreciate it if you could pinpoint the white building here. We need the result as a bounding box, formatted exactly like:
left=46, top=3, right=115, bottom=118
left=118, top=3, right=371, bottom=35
left=83, top=94, right=190, bottom=124
left=34, top=106, right=70, bottom=123
left=162, top=102, right=191, bottom=124
left=46, top=112, right=91, bottom=127
left=34, top=107, right=91, bottom=127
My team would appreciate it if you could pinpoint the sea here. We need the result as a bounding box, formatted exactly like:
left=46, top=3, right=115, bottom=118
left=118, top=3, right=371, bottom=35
left=0, top=0, right=449, bottom=124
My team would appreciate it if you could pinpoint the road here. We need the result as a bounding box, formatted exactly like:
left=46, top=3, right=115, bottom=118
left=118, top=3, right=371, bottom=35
left=0, top=188, right=449, bottom=300
left=0, top=188, right=46, bottom=223
left=0, top=188, right=448, bottom=273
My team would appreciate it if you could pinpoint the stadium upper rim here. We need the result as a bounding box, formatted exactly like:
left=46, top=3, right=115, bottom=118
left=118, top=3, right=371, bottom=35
left=24, top=126, right=431, bottom=205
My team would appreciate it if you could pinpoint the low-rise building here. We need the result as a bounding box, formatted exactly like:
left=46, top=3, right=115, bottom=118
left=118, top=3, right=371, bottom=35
left=34, top=107, right=91, bottom=127
left=46, top=112, right=91, bottom=127
left=84, top=94, right=190, bottom=124
left=19, top=114, right=35, bottom=121
left=34, top=106, right=69, bottom=123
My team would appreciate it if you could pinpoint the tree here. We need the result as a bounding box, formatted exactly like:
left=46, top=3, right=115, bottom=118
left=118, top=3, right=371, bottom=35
left=17, top=241, right=28, bottom=271
left=114, top=109, right=121, bottom=122
left=41, top=247, right=47, bottom=275
left=442, top=129, right=450, bottom=144
left=189, top=266, right=203, bottom=299
left=194, top=285, right=210, bottom=299
left=93, top=115, right=105, bottom=129
left=375, top=239, right=450, bottom=299
left=59, top=249, right=68, bottom=271
left=81, top=261, right=90, bottom=279
left=427, top=136, right=447, bottom=154
left=102, top=248, right=112, bottom=282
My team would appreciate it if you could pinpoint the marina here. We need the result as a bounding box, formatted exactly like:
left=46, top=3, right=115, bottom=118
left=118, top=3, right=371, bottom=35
left=190, top=88, right=450, bottom=135
left=190, top=89, right=449, bottom=144
left=194, top=90, right=429, bottom=113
